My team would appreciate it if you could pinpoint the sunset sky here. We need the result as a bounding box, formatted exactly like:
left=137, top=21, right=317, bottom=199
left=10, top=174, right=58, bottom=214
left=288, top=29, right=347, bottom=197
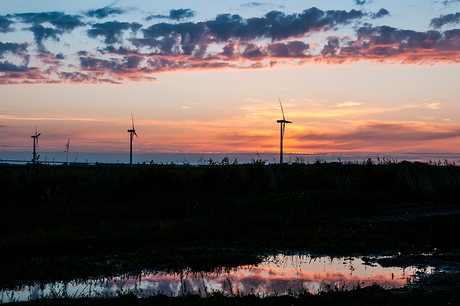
left=1, top=0, right=460, bottom=160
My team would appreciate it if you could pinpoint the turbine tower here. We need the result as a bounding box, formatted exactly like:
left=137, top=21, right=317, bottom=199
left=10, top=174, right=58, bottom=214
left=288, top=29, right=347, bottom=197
left=127, top=111, right=138, bottom=166
left=276, top=98, right=292, bottom=165
left=31, top=126, right=41, bottom=164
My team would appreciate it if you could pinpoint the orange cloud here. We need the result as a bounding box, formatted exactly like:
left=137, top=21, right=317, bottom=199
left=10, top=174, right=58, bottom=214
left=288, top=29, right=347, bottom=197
left=403, top=103, right=441, bottom=109
left=292, top=121, right=460, bottom=152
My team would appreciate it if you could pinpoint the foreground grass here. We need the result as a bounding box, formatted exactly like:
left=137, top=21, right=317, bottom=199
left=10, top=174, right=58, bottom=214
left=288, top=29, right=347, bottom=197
left=1, top=159, right=460, bottom=293
left=6, top=285, right=460, bottom=306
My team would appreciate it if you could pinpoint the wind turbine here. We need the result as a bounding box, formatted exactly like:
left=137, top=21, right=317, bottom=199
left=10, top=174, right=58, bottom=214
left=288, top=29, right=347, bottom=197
left=64, top=139, right=70, bottom=164
left=277, top=98, right=292, bottom=165
left=127, top=111, right=138, bottom=166
left=31, top=126, right=41, bottom=164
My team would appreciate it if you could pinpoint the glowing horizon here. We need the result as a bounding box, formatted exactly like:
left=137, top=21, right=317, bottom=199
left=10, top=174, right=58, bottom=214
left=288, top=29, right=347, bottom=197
left=1, top=1, right=460, bottom=155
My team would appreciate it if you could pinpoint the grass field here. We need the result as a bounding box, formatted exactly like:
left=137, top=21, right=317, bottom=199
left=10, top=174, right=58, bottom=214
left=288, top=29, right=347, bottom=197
left=1, top=158, right=460, bottom=304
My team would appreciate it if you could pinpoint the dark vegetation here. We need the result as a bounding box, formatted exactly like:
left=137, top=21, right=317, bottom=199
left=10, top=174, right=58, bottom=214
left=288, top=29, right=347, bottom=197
left=6, top=284, right=460, bottom=306
left=1, top=157, right=460, bottom=304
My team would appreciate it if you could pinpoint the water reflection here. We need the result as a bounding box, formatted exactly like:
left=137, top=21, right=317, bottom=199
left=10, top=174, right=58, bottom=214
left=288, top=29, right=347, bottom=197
left=1, top=254, right=432, bottom=303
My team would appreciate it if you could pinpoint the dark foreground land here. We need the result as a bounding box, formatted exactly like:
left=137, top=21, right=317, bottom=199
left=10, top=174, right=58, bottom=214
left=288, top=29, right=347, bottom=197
left=1, top=158, right=460, bottom=305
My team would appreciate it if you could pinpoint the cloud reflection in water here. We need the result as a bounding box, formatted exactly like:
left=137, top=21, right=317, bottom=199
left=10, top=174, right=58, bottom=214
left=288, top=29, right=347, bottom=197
left=2, top=254, right=430, bottom=302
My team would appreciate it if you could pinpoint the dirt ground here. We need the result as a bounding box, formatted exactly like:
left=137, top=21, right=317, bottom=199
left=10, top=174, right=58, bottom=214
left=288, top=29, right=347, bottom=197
left=325, top=202, right=460, bottom=225
left=344, top=202, right=460, bottom=293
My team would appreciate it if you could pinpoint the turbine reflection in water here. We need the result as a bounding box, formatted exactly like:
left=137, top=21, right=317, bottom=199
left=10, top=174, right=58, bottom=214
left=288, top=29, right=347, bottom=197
left=1, top=254, right=433, bottom=302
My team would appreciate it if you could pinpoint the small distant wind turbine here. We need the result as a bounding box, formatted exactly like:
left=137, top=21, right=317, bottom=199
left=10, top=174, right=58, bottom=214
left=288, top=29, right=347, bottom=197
left=64, top=139, right=70, bottom=164
left=31, top=126, right=41, bottom=164
left=127, top=111, right=138, bottom=166
left=277, top=98, right=292, bottom=165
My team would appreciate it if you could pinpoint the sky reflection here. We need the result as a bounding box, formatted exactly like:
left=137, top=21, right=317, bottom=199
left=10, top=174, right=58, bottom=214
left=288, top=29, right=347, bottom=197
left=1, top=254, right=431, bottom=303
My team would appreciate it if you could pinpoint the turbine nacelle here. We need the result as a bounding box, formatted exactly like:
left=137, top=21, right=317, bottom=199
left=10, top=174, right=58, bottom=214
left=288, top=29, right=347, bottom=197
left=127, top=129, right=138, bottom=138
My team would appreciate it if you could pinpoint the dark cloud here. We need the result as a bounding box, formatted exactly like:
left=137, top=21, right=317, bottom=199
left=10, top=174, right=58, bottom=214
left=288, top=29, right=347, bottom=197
left=169, top=9, right=196, bottom=20
left=319, top=25, right=460, bottom=64
left=438, top=0, right=460, bottom=7
left=13, top=12, right=84, bottom=31
left=58, top=71, right=98, bottom=83
left=0, top=60, right=30, bottom=72
left=0, top=42, right=28, bottom=57
left=84, top=5, right=126, bottom=19
left=241, top=2, right=272, bottom=8
left=36, top=47, right=66, bottom=64
left=266, top=41, right=311, bottom=57
left=99, top=45, right=142, bottom=56
left=4, top=6, right=459, bottom=85
left=241, top=43, right=265, bottom=59
left=59, top=70, right=144, bottom=84
left=158, top=60, right=232, bottom=71
left=444, top=28, right=460, bottom=38
left=12, top=12, right=84, bottom=45
left=146, top=8, right=196, bottom=21
left=103, top=40, right=311, bottom=63
left=75, top=16, right=460, bottom=84
left=137, top=21, right=206, bottom=54
left=356, top=25, right=456, bottom=50
left=372, top=8, right=390, bottom=19
left=0, top=59, right=46, bottom=84
left=220, top=42, right=236, bottom=58
left=430, top=12, right=460, bottom=28
left=87, top=21, right=142, bottom=44
left=139, top=7, right=365, bottom=55
left=145, top=14, right=167, bottom=21
left=321, top=36, right=341, bottom=57
left=355, top=0, right=373, bottom=5
left=79, top=50, right=233, bottom=77
left=0, top=16, right=14, bottom=33
left=76, top=55, right=162, bottom=82
left=27, top=24, right=62, bottom=45
left=79, top=55, right=143, bottom=74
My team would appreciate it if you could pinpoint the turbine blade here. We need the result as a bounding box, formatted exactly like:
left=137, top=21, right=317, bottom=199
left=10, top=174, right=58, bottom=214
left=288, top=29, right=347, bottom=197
left=278, top=97, right=285, bottom=121
left=35, top=125, right=37, bottom=136
left=134, top=130, right=139, bottom=139
left=282, top=122, right=286, bottom=138
left=131, top=110, right=135, bottom=130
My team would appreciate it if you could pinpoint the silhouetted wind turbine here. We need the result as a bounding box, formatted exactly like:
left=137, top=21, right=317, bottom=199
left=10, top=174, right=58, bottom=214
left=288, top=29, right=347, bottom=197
left=31, top=126, right=41, bottom=164
left=277, top=98, right=292, bottom=165
left=127, top=111, right=138, bottom=166
left=64, top=139, right=70, bottom=164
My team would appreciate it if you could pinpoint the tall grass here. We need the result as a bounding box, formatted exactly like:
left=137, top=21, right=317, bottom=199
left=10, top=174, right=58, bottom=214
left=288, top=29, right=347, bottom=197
left=2, top=158, right=460, bottom=203
left=1, top=158, right=460, bottom=238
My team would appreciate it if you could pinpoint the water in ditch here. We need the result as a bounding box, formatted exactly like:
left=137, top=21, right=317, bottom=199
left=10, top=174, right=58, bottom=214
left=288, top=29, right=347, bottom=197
left=0, top=254, right=433, bottom=303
